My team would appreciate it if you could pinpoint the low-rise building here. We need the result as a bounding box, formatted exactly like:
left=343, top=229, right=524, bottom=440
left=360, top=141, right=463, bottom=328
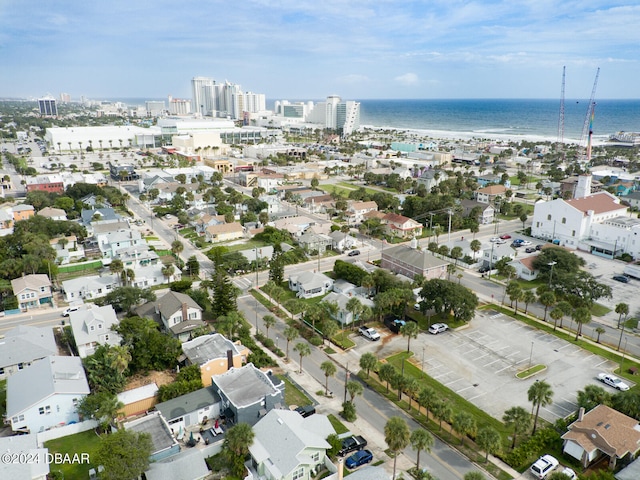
left=69, top=304, right=122, bottom=358
left=475, top=184, right=508, bottom=204
left=122, top=411, right=180, bottom=462
left=135, top=291, right=204, bottom=342
left=117, top=383, right=159, bottom=418
left=11, top=274, right=54, bottom=311
left=204, top=222, right=244, bottom=243
left=155, top=386, right=221, bottom=433
left=62, top=274, right=117, bottom=303
left=37, top=206, right=67, bottom=221
left=381, top=245, right=448, bottom=279
left=12, top=204, right=35, bottom=222
left=382, top=213, right=423, bottom=239
left=181, top=334, right=249, bottom=386
left=0, top=325, right=57, bottom=380
left=288, top=271, right=334, bottom=299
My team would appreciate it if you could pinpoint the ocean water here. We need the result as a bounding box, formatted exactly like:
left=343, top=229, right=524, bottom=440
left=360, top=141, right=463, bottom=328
left=356, top=99, right=640, bottom=144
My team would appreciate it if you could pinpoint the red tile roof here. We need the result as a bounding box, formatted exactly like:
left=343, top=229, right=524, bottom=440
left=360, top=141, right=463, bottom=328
left=566, top=192, right=625, bottom=215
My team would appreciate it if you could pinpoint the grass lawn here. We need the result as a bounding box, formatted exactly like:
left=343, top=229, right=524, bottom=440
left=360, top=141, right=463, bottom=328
left=591, top=303, right=611, bottom=317
left=223, top=240, right=270, bottom=253
left=45, top=430, right=103, bottom=480
left=277, top=374, right=312, bottom=407
left=327, top=414, right=349, bottom=435
left=331, top=331, right=356, bottom=350
left=336, top=182, right=381, bottom=196
left=0, top=380, right=6, bottom=419
left=319, top=184, right=355, bottom=197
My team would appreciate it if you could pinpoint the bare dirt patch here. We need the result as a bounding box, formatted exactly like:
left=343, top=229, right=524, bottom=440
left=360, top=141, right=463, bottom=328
left=124, top=370, right=176, bottom=390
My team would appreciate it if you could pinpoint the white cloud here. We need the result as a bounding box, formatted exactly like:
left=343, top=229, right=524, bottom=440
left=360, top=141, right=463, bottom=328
left=394, top=73, right=419, bottom=86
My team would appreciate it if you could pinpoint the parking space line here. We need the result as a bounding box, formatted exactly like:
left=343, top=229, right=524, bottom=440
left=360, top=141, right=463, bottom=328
left=557, top=343, right=574, bottom=350
left=474, top=353, right=490, bottom=361
left=445, top=379, right=464, bottom=387
left=456, top=386, right=476, bottom=394
left=496, top=365, right=512, bottom=373
left=468, top=392, right=488, bottom=401
left=483, top=359, right=501, bottom=367
left=594, top=359, right=609, bottom=368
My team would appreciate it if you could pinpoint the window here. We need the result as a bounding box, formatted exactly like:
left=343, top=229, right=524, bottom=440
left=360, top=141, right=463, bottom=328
left=0, top=367, right=4, bottom=375
left=292, top=467, right=305, bottom=480
left=562, top=217, right=566, bottom=224
left=12, top=415, right=24, bottom=423
left=39, top=405, right=51, bottom=415
left=72, top=398, right=79, bottom=407
left=104, top=334, right=110, bottom=341
left=547, top=214, right=551, bottom=220
left=572, top=230, right=576, bottom=237
left=311, top=452, right=320, bottom=462
left=18, top=363, right=24, bottom=370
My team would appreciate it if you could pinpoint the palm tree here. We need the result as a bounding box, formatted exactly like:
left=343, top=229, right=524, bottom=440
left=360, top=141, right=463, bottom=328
left=502, top=406, right=531, bottom=449
left=384, top=417, right=410, bottom=480
left=432, top=399, right=452, bottom=431
left=345, top=297, right=364, bottom=329
left=321, top=319, right=339, bottom=346
left=223, top=423, right=255, bottom=477
left=293, top=342, right=310, bottom=374
left=549, top=306, right=564, bottom=331
left=359, top=352, right=377, bottom=378
left=404, top=378, right=420, bottom=410
left=595, top=326, right=606, bottom=343
left=320, top=361, right=336, bottom=396
left=616, top=303, right=629, bottom=328
left=171, top=239, right=184, bottom=258
left=418, top=387, right=437, bottom=420
left=283, top=326, right=299, bottom=361
left=400, top=321, right=420, bottom=353
left=452, top=411, right=476, bottom=446
left=378, top=363, right=396, bottom=394
left=577, top=384, right=611, bottom=411
left=262, top=314, right=276, bottom=339
left=476, top=426, right=501, bottom=462
left=161, top=264, right=175, bottom=283
left=522, top=290, right=536, bottom=314
left=346, top=380, right=363, bottom=404
left=539, top=291, right=556, bottom=322
left=410, top=428, right=434, bottom=471
left=470, top=239, right=482, bottom=260
left=109, top=259, right=124, bottom=285
left=572, top=306, right=592, bottom=341
left=528, top=380, right=553, bottom=434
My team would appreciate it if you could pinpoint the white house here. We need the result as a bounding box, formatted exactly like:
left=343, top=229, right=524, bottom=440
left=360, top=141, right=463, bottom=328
left=247, top=410, right=336, bottom=480
left=62, top=274, right=117, bottom=302
left=345, top=200, right=378, bottom=225
left=322, top=291, right=374, bottom=326
left=329, top=231, right=357, bottom=252
left=288, top=271, right=334, bottom=299
left=135, top=290, right=204, bottom=341
left=482, top=243, right=516, bottom=267
left=97, top=228, right=145, bottom=259
left=11, top=274, right=54, bottom=311
left=508, top=256, right=539, bottom=281
left=6, top=356, right=90, bottom=433
left=155, top=386, right=221, bottom=433
left=69, top=304, right=122, bottom=358
left=0, top=325, right=57, bottom=380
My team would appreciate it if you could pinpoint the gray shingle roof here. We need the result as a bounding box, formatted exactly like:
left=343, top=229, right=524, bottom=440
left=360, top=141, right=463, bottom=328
left=0, top=325, right=57, bottom=369
left=123, top=412, right=177, bottom=456
left=383, top=245, right=449, bottom=270
left=212, top=363, right=280, bottom=408
left=155, top=291, right=202, bottom=320
left=10, top=274, right=51, bottom=295
left=181, top=333, right=240, bottom=366
left=155, top=386, right=221, bottom=421
left=145, top=448, right=210, bottom=480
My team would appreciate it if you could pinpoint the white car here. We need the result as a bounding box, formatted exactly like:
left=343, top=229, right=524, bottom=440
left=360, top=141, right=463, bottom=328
left=428, top=323, right=448, bottom=335
left=561, top=467, right=577, bottom=480
left=489, top=237, right=499, bottom=242
left=61, top=306, right=80, bottom=317
left=520, top=240, right=532, bottom=246
left=598, top=373, right=630, bottom=391
left=530, top=454, right=559, bottom=479
left=358, top=326, right=380, bottom=341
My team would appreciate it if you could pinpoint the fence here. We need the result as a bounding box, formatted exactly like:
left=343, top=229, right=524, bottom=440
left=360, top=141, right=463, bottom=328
left=36, top=420, right=98, bottom=446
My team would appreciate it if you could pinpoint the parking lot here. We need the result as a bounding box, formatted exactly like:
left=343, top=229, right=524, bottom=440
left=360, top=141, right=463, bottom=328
left=361, top=310, right=623, bottom=423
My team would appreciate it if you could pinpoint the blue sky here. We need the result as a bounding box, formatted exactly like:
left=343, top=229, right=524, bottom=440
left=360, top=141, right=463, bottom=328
left=0, top=0, right=638, bottom=100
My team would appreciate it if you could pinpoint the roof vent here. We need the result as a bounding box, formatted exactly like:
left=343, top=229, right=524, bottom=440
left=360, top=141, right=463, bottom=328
left=277, top=418, right=283, bottom=425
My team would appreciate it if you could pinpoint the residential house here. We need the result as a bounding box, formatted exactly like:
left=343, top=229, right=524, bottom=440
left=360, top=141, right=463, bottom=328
left=155, top=386, right=221, bottom=432
left=117, top=383, right=159, bottom=418
left=80, top=208, right=120, bottom=226
left=11, top=274, right=53, bottom=311
left=0, top=325, right=57, bottom=380
left=115, top=244, right=159, bottom=268
left=195, top=214, right=225, bottom=235
left=562, top=405, right=640, bottom=469
left=80, top=194, right=112, bottom=208
left=345, top=200, right=378, bottom=226
left=50, top=235, right=85, bottom=264
left=12, top=204, right=35, bottom=222
left=145, top=448, right=211, bottom=480
left=532, top=185, right=629, bottom=252
left=129, top=263, right=180, bottom=288
left=97, top=228, right=145, bottom=259
left=297, top=230, right=333, bottom=253
left=416, top=169, right=449, bottom=192
left=247, top=410, right=335, bottom=480
left=475, top=184, right=508, bottom=204
left=109, top=162, right=139, bottom=181
left=260, top=195, right=284, bottom=215
left=204, top=222, right=244, bottom=243
left=6, top=356, right=90, bottom=433
left=61, top=274, right=117, bottom=302
left=122, top=412, right=179, bottom=462
left=329, top=231, right=357, bottom=252
left=0, top=434, right=49, bottom=480
left=482, top=243, right=516, bottom=268
left=382, top=213, right=423, bottom=239
left=303, top=194, right=334, bottom=214
left=381, top=245, right=448, bottom=279
left=156, top=182, right=199, bottom=203
left=460, top=199, right=494, bottom=225
left=476, top=174, right=509, bottom=188
left=622, top=191, right=640, bottom=210
left=322, top=291, right=374, bottom=326
left=273, top=216, right=331, bottom=238
left=210, top=363, right=285, bottom=427
left=288, top=271, right=334, bottom=299
left=181, top=333, right=250, bottom=386
left=135, top=290, right=204, bottom=342
left=37, top=206, right=67, bottom=221
left=69, top=304, right=122, bottom=358
left=0, top=208, right=13, bottom=234
left=508, top=256, right=539, bottom=281
left=139, top=174, right=173, bottom=194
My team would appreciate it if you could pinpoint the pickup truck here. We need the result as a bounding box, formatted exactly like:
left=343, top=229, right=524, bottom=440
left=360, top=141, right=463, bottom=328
left=358, top=326, right=380, bottom=341
left=339, top=435, right=368, bottom=457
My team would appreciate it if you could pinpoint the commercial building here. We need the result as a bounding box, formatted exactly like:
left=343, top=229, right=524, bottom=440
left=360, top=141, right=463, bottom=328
left=38, top=96, right=58, bottom=116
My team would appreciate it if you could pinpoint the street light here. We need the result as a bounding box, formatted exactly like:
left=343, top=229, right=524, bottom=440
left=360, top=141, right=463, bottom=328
left=528, top=341, right=534, bottom=370
left=548, top=261, right=557, bottom=288
left=422, top=347, right=425, bottom=372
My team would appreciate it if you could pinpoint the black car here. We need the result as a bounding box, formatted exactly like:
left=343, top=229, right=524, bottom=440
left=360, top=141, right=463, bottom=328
left=613, top=275, right=630, bottom=283
left=295, top=405, right=316, bottom=417
left=525, top=247, right=536, bottom=253
left=348, top=250, right=360, bottom=256
left=478, top=265, right=491, bottom=273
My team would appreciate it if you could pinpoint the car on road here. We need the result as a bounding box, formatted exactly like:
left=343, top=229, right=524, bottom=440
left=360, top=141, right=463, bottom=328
left=345, top=449, right=373, bottom=469
left=428, top=323, right=449, bottom=335
left=61, top=306, right=80, bottom=317
left=530, top=454, right=559, bottom=479
left=294, top=405, right=316, bottom=417
left=500, top=234, right=511, bottom=239
left=479, top=264, right=492, bottom=273
left=598, top=373, right=630, bottom=391
left=613, top=275, right=630, bottom=283
left=489, top=237, right=500, bottom=243
left=348, top=250, right=360, bottom=256
left=358, top=326, right=380, bottom=341
left=496, top=238, right=507, bottom=244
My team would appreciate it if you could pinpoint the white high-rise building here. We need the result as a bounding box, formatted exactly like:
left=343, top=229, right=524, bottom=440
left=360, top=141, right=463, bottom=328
left=337, top=100, right=360, bottom=135
left=191, top=76, right=216, bottom=116
left=192, top=76, right=266, bottom=119
left=145, top=101, right=165, bottom=117
left=168, top=96, right=192, bottom=115
left=296, top=95, right=360, bottom=135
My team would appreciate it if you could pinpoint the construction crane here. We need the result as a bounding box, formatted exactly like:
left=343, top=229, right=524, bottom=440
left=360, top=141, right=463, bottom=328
left=580, top=67, right=600, bottom=163
left=557, top=66, right=566, bottom=149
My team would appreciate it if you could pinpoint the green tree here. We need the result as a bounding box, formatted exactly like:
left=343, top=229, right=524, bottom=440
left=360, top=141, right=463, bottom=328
left=418, top=387, right=437, bottom=420
left=595, top=326, right=606, bottom=343
left=262, top=314, right=276, bottom=339
left=94, top=429, right=152, bottom=480
left=77, top=392, right=124, bottom=432
left=432, top=399, right=452, bottom=431
left=186, top=255, right=200, bottom=277
left=616, top=302, right=629, bottom=328
left=283, top=326, right=299, bottom=361
left=400, top=321, right=420, bottom=353
left=410, top=428, right=434, bottom=471
left=539, top=291, right=556, bottom=322
left=502, top=406, right=531, bottom=449
left=320, top=361, right=336, bottom=396
left=522, top=290, right=536, bottom=314
left=384, top=416, right=411, bottom=480
left=171, top=239, right=184, bottom=258
left=268, top=250, right=285, bottom=285
left=294, top=342, right=311, bottom=374
left=572, top=306, right=592, bottom=341
left=321, top=319, right=339, bottom=346
left=346, top=380, right=363, bottom=404
left=378, top=363, right=396, bottom=394
left=476, top=426, right=501, bottom=462
left=223, top=423, right=255, bottom=477
left=470, top=239, right=482, bottom=260
left=450, top=246, right=463, bottom=267
left=550, top=306, right=564, bottom=331
left=96, top=286, right=156, bottom=313
left=345, top=297, right=364, bottom=328
left=359, top=352, right=377, bottom=378
left=577, top=384, right=611, bottom=411
left=109, top=258, right=124, bottom=285
left=452, top=411, right=476, bottom=446
left=528, top=380, right=554, bottom=434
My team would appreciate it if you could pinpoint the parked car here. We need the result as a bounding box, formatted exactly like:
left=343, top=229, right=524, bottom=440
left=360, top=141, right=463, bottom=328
left=428, top=323, right=448, bottom=335
left=61, top=306, right=80, bottom=317
left=345, top=449, right=373, bottom=469
left=339, top=435, right=367, bottom=456
left=535, top=244, right=543, bottom=251
left=358, top=326, right=380, bottom=341
left=561, top=467, right=577, bottom=480
left=520, top=240, right=532, bottom=246
left=384, top=318, right=405, bottom=333
left=613, top=275, right=630, bottom=283
left=496, top=239, right=507, bottom=244
left=489, top=237, right=499, bottom=243
left=500, top=234, right=511, bottom=239
left=295, top=405, right=316, bottom=417
left=530, top=454, right=559, bottom=479
left=525, top=247, right=536, bottom=253
left=348, top=250, right=360, bottom=257
left=598, top=373, right=630, bottom=391
left=479, top=265, right=492, bottom=274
